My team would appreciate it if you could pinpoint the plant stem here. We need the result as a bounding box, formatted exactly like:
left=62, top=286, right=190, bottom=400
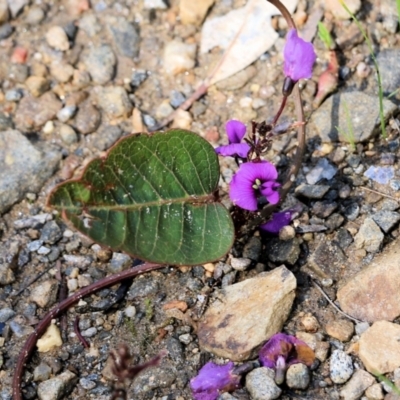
left=12, top=262, right=163, bottom=400
left=272, top=96, right=288, bottom=125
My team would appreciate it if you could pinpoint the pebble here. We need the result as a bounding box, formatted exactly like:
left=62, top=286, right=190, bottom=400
left=50, top=61, right=75, bottom=83
left=0, top=130, right=61, bottom=213
left=171, top=109, right=192, bottom=129
left=81, top=44, right=116, bottom=84
left=364, top=166, right=394, bottom=184
left=37, top=246, right=51, bottom=255
left=79, top=377, right=96, bottom=390
left=246, top=367, right=282, bottom=400
left=9, top=63, right=29, bottom=82
left=43, top=120, right=54, bottom=135
left=25, top=76, right=49, bottom=97
left=37, top=323, right=63, bottom=352
left=81, top=327, right=97, bottom=337
left=0, top=0, right=9, bottom=23
left=243, top=236, right=262, bottom=260
left=92, top=125, right=122, bottom=151
left=163, top=40, right=196, bottom=75
left=354, top=218, right=384, bottom=253
left=40, top=221, right=62, bottom=244
left=5, top=89, right=22, bottom=102
left=59, top=124, right=78, bottom=144
left=300, top=315, right=320, bottom=333
left=74, top=101, right=101, bottom=134
left=37, top=371, right=77, bottom=400
left=79, top=14, right=101, bottom=37
left=96, top=86, right=132, bottom=119
left=30, top=279, right=59, bottom=308
left=286, top=363, right=311, bottom=389
left=156, top=100, right=174, bottom=119
left=26, top=6, right=45, bottom=25
left=325, top=0, right=361, bottom=20
left=77, top=274, right=93, bottom=287
left=170, top=90, right=186, bottom=108
left=124, top=305, right=136, bottom=318
left=8, top=0, right=29, bottom=18
left=57, top=105, right=77, bottom=123
left=230, top=257, right=251, bottom=271
left=344, top=203, right=360, bottom=221
left=295, top=184, right=330, bottom=199
left=67, top=278, right=78, bottom=292
left=108, top=252, right=132, bottom=273
left=310, top=92, right=396, bottom=143
left=359, top=321, right=400, bottom=374
left=14, top=214, right=51, bottom=229
left=198, top=266, right=296, bottom=361
left=339, top=369, right=375, bottom=400
left=127, top=277, right=159, bottom=299
left=0, top=23, right=13, bottom=39
left=178, top=333, right=193, bottom=345
left=365, top=383, right=384, bottom=400
left=306, top=158, right=337, bottom=185
left=372, top=210, right=400, bottom=233
left=0, top=308, right=16, bottom=323
left=33, top=363, right=52, bottom=382
left=132, top=366, right=177, bottom=394
left=28, top=240, right=43, bottom=252
left=46, top=26, right=70, bottom=51
left=179, top=0, right=214, bottom=25
left=377, top=49, right=400, bottom=96
left=312, top=200, right=338, bottom=218
left=265, top=237, right=300, bottom=265
left=143, top=0, right=168, bottom=9
left=105, top=15, right=140, bottom=58
left=330, top=350, right=354, bottom=384
left=130, top=70, right=148, bottom=89
left=325, top=319, right=354, bottom=342
left=9, top=320, right=34, bottom=337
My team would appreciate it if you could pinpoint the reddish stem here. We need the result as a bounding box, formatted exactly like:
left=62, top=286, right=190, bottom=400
left=12, top=262, right=163, bottom=400
left=272, top=96, right=288, bottom=125
left=74, top=316, right=90, bottom=349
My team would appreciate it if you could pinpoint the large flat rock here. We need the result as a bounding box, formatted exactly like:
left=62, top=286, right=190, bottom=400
left=197, top=266, right=296, bottom=361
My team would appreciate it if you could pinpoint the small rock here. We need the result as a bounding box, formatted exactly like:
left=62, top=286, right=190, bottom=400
left=58, top=124, right=78, bottom=144
left=354, top=218, right=384, bottom=253
left=7, top=0, right=29, bottom=18
left=57, top=105, right=77, bottom=123
left=105, top=15, right=140, bottom=58
left=246, top=367, right=282, bottom=400
left=279, top=225, right=296, bottom=241
left=77, top=274, right=92, bottom=287
left=50, top=61, right=74, bottom=83
left=0, top=308, right=16, bottom=323
left=40, top=221, right=62, bottom=244
left=95, top=86, right=132, bottom=119
left=330, top=350, right=353, bottom=384
left=198, top=266, right=296, bottom=361
left=0, top=23, right=13, bottom=39
left=25, top=76, right=49, bottom=97
left=81, top=327, right=97, bottom=337
left=178, top=333, right=192, bottom=345
left=365, top=383, right=384, bottom=400
left=143, top=0, right=168, bottom=9
left=25, top=5, right=45, bottom=25
left=0, top=112, right=13, bottom=130
left=339, top=369, right=375, bottom=400
left=81, top=44, right=116, bottom=84
left=325, top=0, right=361, bottom=19
left=74, top=101, right=101, bottom=134
left=9, top=320, right=34, bottom=337
left=37, top=323, right=63, bottom=352
left=79, top=14, right=101, bottom=37
left=295, top=184, right=330, bottom=199
left=169, top=90, right=186, bottom=108
left=0, top=0, right=9, bottom=23
left=372, top=210, right=400, bottom=233
left=163, top=40, right=196, bottom=75
left=15, top=92, right=62, bottom=132
left=5, top=88, right=22, bottom=102
left=378, top=50, right=400, bottom=96
left=286, top=363, right=310, bottom=389
left=30, top=279, right=59, bottom=308
left=33, top=363, right=52, bottom=382
left=92, top=125, right=122, bottom=151
left=156, top=100, right=174, bottom=120
left=243, top=236, right=262, bottom=260
left=364, top=166, right=394, bottom=185
left=46, top=26, right=70, bottom=51
left=306, top=158, right=337, bottom=185
left=79, top=377, right=96, bottom=390
left=359, top=321, right=400, bottom=374
left=179, top=0, right=215, bottom=26
left=265, top=238, right=300, bottom=265
left=300, top=315, right=320, bottom=333
left=132, top=367, right=176, bottom=394
left=37, top=370, right=77, bottom=400
left=127, top=277, right=159, bottom=299
left=9, top=63, right=28, bottom=82
left=124, top=305, right=136, bottom=318
left=108, top=253, right=132, bottom=273
left=325, top=319, right=354, bottom=342
left=130, top=70, right=148, bottom=89
left=171, top=109, right=192, bottom=129
left=0, top=130, right=61, bottom=213
left=312, top=200, right=338, bottom=218
left=230, top=257, right=251, bottom=271
left=310, top=92, right=396, bottom=143
left=344, top=203, right=360, bottom=221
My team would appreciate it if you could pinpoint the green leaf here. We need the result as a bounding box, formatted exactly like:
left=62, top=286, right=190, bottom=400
left=48, top=130, right=234, bottom=265
left=317, top=22, right=333, bottom=50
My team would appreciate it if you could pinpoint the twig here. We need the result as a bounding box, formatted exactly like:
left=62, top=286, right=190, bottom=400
left=56, top=261, right=68, bottom=342
left=311, top=280, right=363, bottom=323
left=12, top=262, right=163, bottom=400
left=360, top=186, right=399, bottom=202
left=74, top=316, right=90, bottom=349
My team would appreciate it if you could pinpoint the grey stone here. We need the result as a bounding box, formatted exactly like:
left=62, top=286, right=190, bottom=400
left=27, top=240, right=43, bottom=252
left=79, top=14, right=101, bottom=37
left=312, top=201, right=338, bottom=218
left=372, top=210, right=400, bottom=233
left=81, top=327, right=97, bottom=337
left=130, top=70, right=148, bottom=89
left=0, top=112, right=13, bottom=130
left=8, top=64, right=28, bottom=83
left=242, top=236, right=262, bottom=260
left=306, top=158, right=337, bottom=184
left=0, top=308, right=16, bottom=323
left=354, top=218, right=384, bottom=253
left=57, top=105, right=77, bottom=123
left=132, top=367, right=176, bottom=394
left=246, top=367, right=282, bottom=400
left=339, top=369, right=375, bottom=400
left=265, top=238, right=300, bottom=265
left=0, top=23, right=13, bottom=40
left=330, top=350, right=353, bottom=384
left=5, top=89, right=22, bottom=102
left=79, top=377, right=96, bottom=390
left=9, top=320, right=33, bottom=337
left=81, top=44, right=116, bottom=84
left=377, top=49, right=400, bottom=96
left=344, top=203, right=360, bottom=221
left=58, top=124, right=78, bottom=145
left=92, top=125, right=122, bottom=151
left=14, top=214, right=50, bottom=229
left=30, top=279, right=59, bottom=308
left=37, top=371, right=77, bottom=400
left=25, top=6, right=45, bottom=25
left=108, top=252, right=132, bottom=273
left=33, top=363, right=52, bottom=382
left=14, top=92, right=62, bottom=132
left=74, top=101, right=101, bottom=134
left=40, top=221, right=62, bottom=244
left=7, top=0, right=29, bottom=18
left=230, top=257, right=251, bottom=271
left=127, top=277, right=159, bottom=299
left=0, top=130, right=61, bottom=214
left=286, top=363, right=311, bottom=389
left=221, top=270, right=236, bottom=287
left=170, top=90, right=186, bottom=108
left=295, top=184, right=330, bottom=199
left=95, top=86, right=132, bottom=119
left=105, top=16, right=140, bottom=58
left=166, top=336, right=184, bottom=361
left=309, top=91, right=396, bottom=143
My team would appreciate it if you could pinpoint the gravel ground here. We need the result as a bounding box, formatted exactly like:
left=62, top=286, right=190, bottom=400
left=1, top=0, right=400, bottom=399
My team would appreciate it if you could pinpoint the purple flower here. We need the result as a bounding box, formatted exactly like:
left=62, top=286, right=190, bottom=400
left=259, top=333, right=315, bottom=384
left=229, top=161, right=280, bottom=211
left=215, top=120, right=251, bottom=158
left=190, top=361, right=241, bottom=400
left=283, top=29, right=316, bottom=82
left=260, top=211, right=293, bottom=234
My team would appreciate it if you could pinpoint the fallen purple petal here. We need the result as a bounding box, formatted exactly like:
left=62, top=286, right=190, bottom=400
left=215, top=142, right=250, bottom=158
left=229, top=161, right=280, bottom=211
left=284, top=29, right=316, bottom=82
left=260, top=211, right=293, bottom=234
left=190, top=361, right=241, bottom=400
